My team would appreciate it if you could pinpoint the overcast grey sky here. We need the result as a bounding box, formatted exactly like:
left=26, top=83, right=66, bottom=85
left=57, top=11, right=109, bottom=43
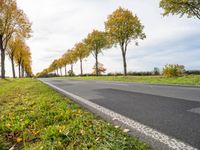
left=5, top=0, right=200, bottom=76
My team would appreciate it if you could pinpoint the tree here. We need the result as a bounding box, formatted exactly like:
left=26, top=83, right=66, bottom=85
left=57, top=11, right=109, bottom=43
left=0, top=0, right=31, bottom=78
left=50, top=59, right=59, bottom=75
left=74, top=42, right=89, bottom=76
left=67, top=49, right=77, bottom=75
left=84, top=30, right=109, bottom=76
left=21, top=46, right=31, bottom=77
left=7, top=36, right=24, bottom=78
left=14, top=39, right=29, bottom=78
left=57, top=58, right=63, bottom=76
left=92, top=62, right=106, bottom=75
left=160, top=0, right=200, bottom=19
left=153, top=67, right=160, bottom=75
left=105, top=7, right=146, bottom=76
left=62, top=52, right=69, bottom=76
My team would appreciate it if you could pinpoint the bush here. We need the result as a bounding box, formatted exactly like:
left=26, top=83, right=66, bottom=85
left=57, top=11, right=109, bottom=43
left=153, top=67, right=160, bottom=75
left=127, top=71, right=153, bottom=76
left=185, top=70, right=200, bottom=75
left=107, top=72, right=123, bottom=76
left=37, top=73, right=58, bottom=78
left=107, top=72, right=153, bottom=76
left=162, top=64, right=185, bottom=77
left=68, top=70, right=75, bottom=76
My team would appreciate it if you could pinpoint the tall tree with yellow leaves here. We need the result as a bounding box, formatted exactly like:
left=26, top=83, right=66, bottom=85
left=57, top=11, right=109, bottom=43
left=57, top=58, right=64, bottom=76
left=21, top=46, right=31, bottom=77
left=105, top=7, right=146, bottom=76
left=0, top=0, right=31, bottom=78
left=14, top=39, right=29, bottom=78
left=7, top=36, right=23, bottom=78
left=62, top=52, right=69, bottom=76
left=67, top=49, right=77, bottom=75
left=84, top=30, right=109, bottom=76
left=51, top=59, right=59, bottom=75
left=74, top=42, right=89, bottom=76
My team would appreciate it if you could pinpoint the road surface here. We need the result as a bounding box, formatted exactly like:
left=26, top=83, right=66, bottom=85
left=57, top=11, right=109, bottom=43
left=39, top=78, right=200, bottom=149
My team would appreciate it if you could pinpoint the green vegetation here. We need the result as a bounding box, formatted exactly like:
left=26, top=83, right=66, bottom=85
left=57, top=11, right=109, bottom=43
left=63, top=75, right=200, bottom=86
left=0, top=78, right=149, bottom=150
left=162, top=64, right=185, bottom=77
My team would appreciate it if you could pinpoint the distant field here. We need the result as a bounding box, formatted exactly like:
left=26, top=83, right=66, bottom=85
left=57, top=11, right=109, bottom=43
left=61, top=75, right=200, bottom=86
left=0, top=79, right=149, bottom=150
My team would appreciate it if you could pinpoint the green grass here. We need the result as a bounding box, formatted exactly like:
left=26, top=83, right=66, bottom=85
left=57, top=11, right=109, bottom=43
left=0, top=78, right=149, bottom=150
left=62, top=75, right=200, bottom=86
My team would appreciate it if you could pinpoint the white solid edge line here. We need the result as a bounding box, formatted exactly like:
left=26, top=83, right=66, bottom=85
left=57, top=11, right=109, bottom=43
left=41, top=80, right=197, bottom=150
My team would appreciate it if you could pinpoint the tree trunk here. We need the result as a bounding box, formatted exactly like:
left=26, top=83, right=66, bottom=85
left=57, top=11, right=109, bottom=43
left=25, top=71, right=27, bottom=77
left=60, top=68, right=62, bottom=76
left=80, top=59, right=83, bottom=76
left=18, top=63, right=21, bottom=78
left=11, top=56, right=16, bottom=78
left=22, top=66, right=24, bottom=78
left=0, top=35, right=5, bottom=79
left=71, top=64, right=73, bottom=72
left=56, top=69, right=59, bottom=76
left=65, top=64, right=67, bottom=76
left=122, top=51, right=127, bottom=76
left=95, top=50, right=98, bottom=76
left=21, top=62, right=24, bottom=78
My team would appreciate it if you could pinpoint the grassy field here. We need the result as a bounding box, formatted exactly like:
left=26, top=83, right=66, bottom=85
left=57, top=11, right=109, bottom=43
left=62, top=75, right=200, bottom=86
left=0, top=78, right=149, bottom=150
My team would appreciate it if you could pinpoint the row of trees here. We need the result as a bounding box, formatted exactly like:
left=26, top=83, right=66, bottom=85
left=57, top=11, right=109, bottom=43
left=37, top=0, right=200, bottom=77
left=37, top=7, right=146, bottom=77
left=0, top=0, right=32, bottom=78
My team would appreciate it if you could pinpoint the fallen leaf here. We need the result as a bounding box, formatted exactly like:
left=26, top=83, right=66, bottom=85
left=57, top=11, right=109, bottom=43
left=16, top=137, right=23, bottom=143
left=123, top=129, right=130, bottom=133
left=115, top=125, right=120, bottom=129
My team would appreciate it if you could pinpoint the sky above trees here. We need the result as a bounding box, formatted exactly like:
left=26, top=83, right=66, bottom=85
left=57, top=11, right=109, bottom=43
left=4, top=0, right=199, bottom=76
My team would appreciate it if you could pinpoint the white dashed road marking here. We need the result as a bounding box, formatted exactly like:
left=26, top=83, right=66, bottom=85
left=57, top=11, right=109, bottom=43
left=188, top=107, right=200, bottom=115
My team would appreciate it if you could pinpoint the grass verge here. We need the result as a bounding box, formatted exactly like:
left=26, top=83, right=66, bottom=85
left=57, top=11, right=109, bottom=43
left=61, top=75, right=200, bottom=86
left=0, top=78, right=149, bottom=150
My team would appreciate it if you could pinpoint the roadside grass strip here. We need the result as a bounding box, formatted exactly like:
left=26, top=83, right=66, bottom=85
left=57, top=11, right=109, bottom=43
left=61, top=75, right=200, bottom=86
left=0, top=78, right=149, bottom=150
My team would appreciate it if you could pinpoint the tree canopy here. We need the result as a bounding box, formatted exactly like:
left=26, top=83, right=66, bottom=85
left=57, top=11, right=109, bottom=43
left=84, top=30, right=109, bottom=76
left=105, top=7, right=146, bottom=75
left=74, top=42, right=89, bottom=75
left=160, top=0, right=200, bottom=19
left=0, top=0, right=32, bottom=78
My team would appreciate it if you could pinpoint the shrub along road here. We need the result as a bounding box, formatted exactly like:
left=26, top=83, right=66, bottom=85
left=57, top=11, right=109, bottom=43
left=40, top=77, right=200, bottom=150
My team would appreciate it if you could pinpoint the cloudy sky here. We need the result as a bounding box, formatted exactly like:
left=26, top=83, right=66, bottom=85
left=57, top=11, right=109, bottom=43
left=5, top=0, right=200, bottom=76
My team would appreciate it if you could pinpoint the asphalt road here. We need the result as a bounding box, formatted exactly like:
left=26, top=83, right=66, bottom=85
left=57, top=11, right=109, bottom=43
left=40, top=78, right=200, bottom=149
